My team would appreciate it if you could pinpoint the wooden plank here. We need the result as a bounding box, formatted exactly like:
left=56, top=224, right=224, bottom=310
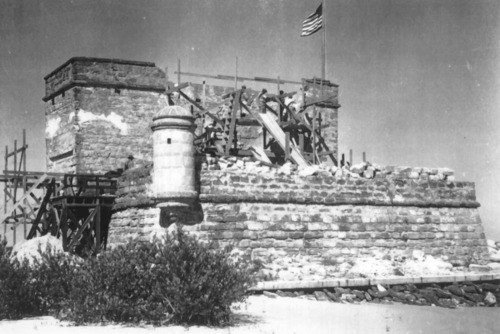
left=177, top=59, right=181, bottom=85
left=267, top=91, right=297, bottom=100
left=2, top=170, right=67, bottom=177
left=3, top=145, right=6, bottom=225
left=254, top=77, right=301, bottom=85
left=221, top=88, right=244, bottom=99
left=249, top=146, right=272, bottom=164
left=217, top=75, right=245, bottom=82
left=225, top=91, right=240, bottom=155
left=60, top=205, right=68, bottom=251
left=258, top=113, right=309, bottom=167
left=95, top=201, right=101, bottom=252
left=13, top=140, right=18, bottom=205
left=174, top=71, right=225, bottom=81
left=6, top=145, right=28, bottom=158
left=318, top=150, right=336, bottom=156
left=177, top=91, right=226, bottom=128
left=1, top=174, right=48, bottom=225
left=67, top=208, right=97, bottom=251
left=285, top=132, right=290, bottom=162
left=4, top=188, right=14, bottom=201
left=27, top=178, right=53, bottom=239
left=312, top=107, right=317, bottom=164
left=303, top=95, right=339, bottom=109
left=175, top=71, right=302, bottom=85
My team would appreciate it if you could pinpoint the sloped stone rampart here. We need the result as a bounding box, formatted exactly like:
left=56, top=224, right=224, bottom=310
left=108, top=163, right=488, bottom=267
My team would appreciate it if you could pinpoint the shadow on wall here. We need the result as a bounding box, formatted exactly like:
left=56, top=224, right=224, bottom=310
left=157, top=159, right=205, bottom=229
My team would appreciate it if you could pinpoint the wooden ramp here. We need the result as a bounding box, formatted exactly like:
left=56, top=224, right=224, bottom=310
left=258, top=112, right=310, bottom=167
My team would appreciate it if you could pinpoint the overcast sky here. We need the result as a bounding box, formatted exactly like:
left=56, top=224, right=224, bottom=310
left=0, top=0, right=499, bottom=239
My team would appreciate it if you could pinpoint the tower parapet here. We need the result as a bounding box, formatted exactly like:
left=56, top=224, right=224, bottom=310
left=43, top=57, right=166, bottom=173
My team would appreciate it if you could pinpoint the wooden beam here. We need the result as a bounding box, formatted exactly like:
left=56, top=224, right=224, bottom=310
left=267, top=91, right=297, bottom=100
left=178, top=91, right=225, bottom=128
left=67, top=208, right=98, bottom=251
left=27, top=178, right=53, bottom=239
left=60, top=204, right=68, bottom=250
left=177, top=59, right=181, bottom=85
left=221, top=88, right=244, bottom=99
left=165, top=82, right=189, bottom=95
left=217, top=75, right=245, bottom=82
left=225, top=91, right=240, bottom=155
left=6, top=145, right=28, bottom=158
left=175, top=71, right=302, bottom=85
left=0, top=174, right=48, bottom=225
left=285, top=132, right=290, bottom=162
left=303, top=95, right=339, bottom=109
left=318, top=150, right=336, bottom=156
left=95, top=201, right=101, bottom=252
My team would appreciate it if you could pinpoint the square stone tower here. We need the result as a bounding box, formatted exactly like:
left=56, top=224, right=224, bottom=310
left=43, top=57, right=166, bottom=174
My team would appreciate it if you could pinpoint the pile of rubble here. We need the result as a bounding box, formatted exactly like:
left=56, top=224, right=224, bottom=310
left=488, top=239, right=500, bottom=262
left=199, top=154, right=455, bottom=181
left=261, top=281, right=500, bottom=308
left=252, top=247, right=500, bottom=283
left=10, top=235, right=67, bottom=266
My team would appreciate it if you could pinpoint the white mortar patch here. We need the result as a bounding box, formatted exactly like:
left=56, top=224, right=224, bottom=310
left=46, top=117, right=61, bottom=138
left=71, top=109, right=128, bottom=135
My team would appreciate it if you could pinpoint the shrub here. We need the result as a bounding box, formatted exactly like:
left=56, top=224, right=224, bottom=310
left=62, top=228, right=254, bottom=326
left=0, top=235, right=73, bottom=319
left=0, top=229, right=253, bottom=325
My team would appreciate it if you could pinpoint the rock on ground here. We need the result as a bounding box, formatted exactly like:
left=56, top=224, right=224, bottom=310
left=10, top=235, right=65, bottom=266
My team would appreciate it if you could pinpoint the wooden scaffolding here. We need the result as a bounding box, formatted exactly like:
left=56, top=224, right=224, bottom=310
left=1, top=132, right=117, bottom=253
left=169, top=60, right=340, bottom=167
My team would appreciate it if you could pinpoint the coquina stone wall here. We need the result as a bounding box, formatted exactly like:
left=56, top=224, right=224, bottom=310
left=44, top=57, right=166, bottom=173
left=108, top=160, right=488, bottom=267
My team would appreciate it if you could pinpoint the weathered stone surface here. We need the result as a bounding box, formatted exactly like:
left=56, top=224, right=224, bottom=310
left=484, top=292, right=497, bottom=305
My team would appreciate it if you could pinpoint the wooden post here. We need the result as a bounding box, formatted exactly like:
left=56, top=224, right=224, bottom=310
left=235, top=56, right=238, bottom=90
left=13, top=140, right=17, bottom=204
left=3, top=145, right=7, bottom=237
left=60, top=203, right=68, bottom=251
left=202, top=80, right=206, bottom=108
left=363, top=152, right=366, bottom=163
left=95, top=200, right=101, bottom=253
left=263, top=128, right=267, bottom=150
left=225, top=91, right=240, bottom=155
left=349, top=149, right=353, bottom=166
left=177, top=59, right=181, bottom=85
left=22, top=130, right=26, bottom=173
left=277, top=76, right=282, bottom=122
left=299, top=133, right=304, bottom=155
left=285, top=132, right=290, bottom=162
left=312, top=107, right=317, bottom=164
left=22, top=130, right=27, bottom=238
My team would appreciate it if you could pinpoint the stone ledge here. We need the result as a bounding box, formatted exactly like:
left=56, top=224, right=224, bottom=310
left=199, top=195, right=480, bottom=208
left=250, top=273, right=500, bottom=291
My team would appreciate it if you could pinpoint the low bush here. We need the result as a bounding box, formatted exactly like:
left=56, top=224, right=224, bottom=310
left=0, top=229, right=254, bottom=326
left=0, top=235, right=73, bottom=319
left=63, top=228, right=254, bottom=326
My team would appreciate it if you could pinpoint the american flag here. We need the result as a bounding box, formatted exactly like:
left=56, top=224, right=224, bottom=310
left=301, top=4, right=323, bottom=37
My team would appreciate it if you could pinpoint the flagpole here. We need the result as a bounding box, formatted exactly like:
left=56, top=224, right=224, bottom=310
left=322, top=0, right=326, bottom=82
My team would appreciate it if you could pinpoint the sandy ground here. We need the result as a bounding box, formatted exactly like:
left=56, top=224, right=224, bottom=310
left=0, top=296, right=499, bottom=334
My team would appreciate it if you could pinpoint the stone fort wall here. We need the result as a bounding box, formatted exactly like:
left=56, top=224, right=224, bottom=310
left=108, top=160, right=488, bottom=267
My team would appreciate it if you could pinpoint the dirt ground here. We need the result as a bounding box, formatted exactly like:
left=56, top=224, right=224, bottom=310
left=0, top=295, right=498, bottom=334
